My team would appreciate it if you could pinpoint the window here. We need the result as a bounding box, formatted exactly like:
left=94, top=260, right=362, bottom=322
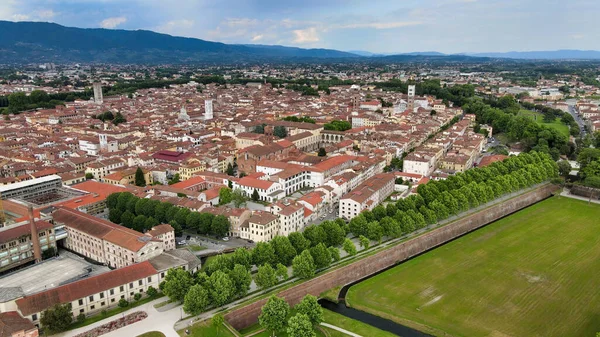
left=110, top=289, right=114, bottom=296
left=32, top=314, right=37, bottom=321
left=138, top=280, right=143, bottom=286
left=120, top=286, right=124, bottom=292
left=121, top=295, right=125, bottom=299
left=80, top=309, right=84, bottom=314
left=129, top=282, right=133, bottom=289
left=99, top=293, right=104, bottom=299
left=88, top=295, right=93, bottom=301
left=130, top=292, right=134, bottom=296
left=78, top=299, right=84, bottom=306
left=90, top=305, right=95, bottom=310
left=111, top=299, right=115, bottom=303
left=101, top=302, right=105, bottom=306
left=147, top=276, right=152, bottom=282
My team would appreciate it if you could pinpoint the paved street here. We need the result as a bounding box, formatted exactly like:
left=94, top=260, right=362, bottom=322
left=566, top=100, right=587, bottom=136
left=56, top=298, right=181, bottom=337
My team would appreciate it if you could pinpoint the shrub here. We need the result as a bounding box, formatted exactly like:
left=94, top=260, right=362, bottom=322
left=118, top=299, right=129, bottom=308
left=146, top=286, right=158, bottom=297
left=134, top=293, right=142, bottom=301
left=77, top=313, right=86, bottom=323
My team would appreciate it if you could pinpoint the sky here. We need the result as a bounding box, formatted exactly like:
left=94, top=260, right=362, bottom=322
left=0, top=0, right=598, bottom=54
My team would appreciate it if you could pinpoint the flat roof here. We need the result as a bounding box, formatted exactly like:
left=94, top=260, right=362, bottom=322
left=0, top=175, right=62, bottom=194
left=0, top=250, right=110, bottom=299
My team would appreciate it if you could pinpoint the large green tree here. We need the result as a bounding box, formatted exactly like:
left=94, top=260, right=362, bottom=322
left=295, top=295, right=323, bottom=326
left=255, top=263, right=278, bottom=291
left=286, top=313, right=316, bottom=337
left=207, top=270, right=234, bottom=306
left=259, top=296, right=290, bottom=337
left=134, top=167, right=146, bottom=186
left=270, top=236, right=297, bottom=266
left=183, top=284, right=210, bottom=315
left=228, top=264, right=252, bottom=298
left=292, top=249, right=316, bottom=279
left=41, top=303, right=73, bottom=334
left=162, top=267, right=194, bottom=302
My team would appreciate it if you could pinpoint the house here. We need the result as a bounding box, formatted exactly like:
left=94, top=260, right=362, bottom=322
left=339, top=173, right=395, bottom=220
left=240, top=211, right=279, bottom=242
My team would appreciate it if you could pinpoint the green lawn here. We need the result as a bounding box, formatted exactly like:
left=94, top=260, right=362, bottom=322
left=347, top=196, right=600, bottom=337
left=518, top=110, right=570, bottom=137
left=137, top=332, right=166, bottom=337
left=178, top=320, right=235, bottom=337
left=321, top=309, right=397, bottom=337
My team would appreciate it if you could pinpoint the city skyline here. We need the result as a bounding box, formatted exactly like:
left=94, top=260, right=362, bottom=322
left=1, top=0, right=598, bottom=54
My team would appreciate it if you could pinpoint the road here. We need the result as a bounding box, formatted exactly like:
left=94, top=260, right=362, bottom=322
left=566, top=100, right=587, bottom=137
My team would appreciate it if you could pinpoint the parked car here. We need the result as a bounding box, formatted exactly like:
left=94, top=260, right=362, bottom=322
left=222, top=237, right=229, bottom=241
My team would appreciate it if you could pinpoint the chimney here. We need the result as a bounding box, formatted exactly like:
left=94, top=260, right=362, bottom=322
left=28, top=206, right=42, bottom=263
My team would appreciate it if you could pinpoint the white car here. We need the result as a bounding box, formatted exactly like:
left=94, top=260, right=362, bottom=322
left=222, top=237, right=230, bottom=241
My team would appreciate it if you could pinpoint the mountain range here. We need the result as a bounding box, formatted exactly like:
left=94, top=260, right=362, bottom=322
left=0, top=20, right=599, bottom=64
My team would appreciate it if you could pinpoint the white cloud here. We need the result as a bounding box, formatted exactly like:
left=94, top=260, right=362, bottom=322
left=293, top=27, right=320, bottom=43
left=100, top=16, right=127, bottom=29
left=336, top=21, right=422, bottom=29
left=11, top=14, right=29, bottom=21
left=251, top=35, right=264, bottom=42
left=571, top=34, right=584, bottom=40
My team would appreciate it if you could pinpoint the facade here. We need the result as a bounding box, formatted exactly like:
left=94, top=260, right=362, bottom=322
left=240, top=211, right=279, bottom=242
left=92, top=82, right=103, bottom=104
left=233, top=177, right=285, bottom=203
left=339, top=173, right=395, bottom=220
left=53, top=207, right=170, bottom=269
left=0, top=176, right=63, bottom=201
left=0, top=219, right=56, bottom=273
left=271, top=200, right=304, bottom=236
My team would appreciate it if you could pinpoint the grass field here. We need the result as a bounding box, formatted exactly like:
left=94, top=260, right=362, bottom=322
left=321, top=309, right=398, bottom=337
left=137, top=332, right=166, bottom=337
left=518, top=110, right=570, bottom=137
left=346, top=196, right=600, bottom=337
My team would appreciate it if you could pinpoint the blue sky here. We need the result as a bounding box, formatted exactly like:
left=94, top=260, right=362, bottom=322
left=1, top=0, right=597, bottom=53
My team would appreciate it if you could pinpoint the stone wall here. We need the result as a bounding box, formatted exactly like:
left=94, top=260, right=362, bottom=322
left=225, top=184, right=558, bottom=330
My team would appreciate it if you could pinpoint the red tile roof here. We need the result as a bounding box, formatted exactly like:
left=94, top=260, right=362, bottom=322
left=0, top=220, right=53, bottom=244
left=52, top=207, right=151, bottom=252
left=16, top=261, right=157, bottom=316
left=237, top=177, right=274, bottom=190
left=0, top=312, right=37, bottom=337
left=170, top=176, right=206, bottom=190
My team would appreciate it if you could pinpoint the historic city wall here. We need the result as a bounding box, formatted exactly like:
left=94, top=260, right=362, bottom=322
left=225, top=183, right=558, bottom=330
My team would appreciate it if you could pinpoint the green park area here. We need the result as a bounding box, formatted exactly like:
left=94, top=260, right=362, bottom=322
left=347, top=196, right=600, bottom=337
left=180, top=308, right=395, bottom=337
left=518, top=109, right=570, bottom=138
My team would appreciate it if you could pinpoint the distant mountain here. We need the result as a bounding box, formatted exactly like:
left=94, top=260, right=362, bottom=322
left=467, top=50, right=600, bottom=60
left=348, top=50, right=446, bottom=57
left=0, top=21, right=357, bottom=64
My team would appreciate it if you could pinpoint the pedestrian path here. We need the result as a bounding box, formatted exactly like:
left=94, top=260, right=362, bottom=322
left=560, top=188, right=600, bottom=205
left=321, top=322, right=363, bottom=337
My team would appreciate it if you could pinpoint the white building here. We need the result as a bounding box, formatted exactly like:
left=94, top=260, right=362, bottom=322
left=205, top=99, right=213, bottom=120
left=271, top=200, right=305, bottom=236
left=339, top=173, right=395, bottom=220
left=233, top=176, right=285, bottom=203
left=240, top=211, right=279, bottom=242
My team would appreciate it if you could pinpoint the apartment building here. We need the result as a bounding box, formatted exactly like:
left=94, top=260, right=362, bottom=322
left=240, top=211, right=279, bottom=242
left=53, top=207, right=170, bottom=268
left=0, top=219, right=56, bottom=273
left=339, top=173, right=395, bottom=220
left=271, top=200, right=305, bottom=236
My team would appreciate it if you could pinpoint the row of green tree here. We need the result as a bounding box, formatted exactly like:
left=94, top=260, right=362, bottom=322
left=281, top=116, right=316, bottom=124
left=323, top=120, right=352, bottom=131
left=106, top=192, right=230, bottom=237
left=374, top=79, right=476, bottom=107
left=94, top=110, right=127, bottom=126
left=345, top=152, right=558, bottom=241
